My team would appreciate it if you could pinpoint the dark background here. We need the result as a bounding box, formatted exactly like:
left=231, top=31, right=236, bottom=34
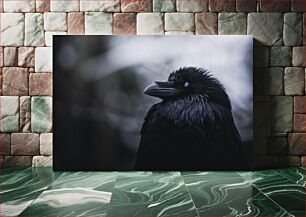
left=53, top=36, right=253, bottom=171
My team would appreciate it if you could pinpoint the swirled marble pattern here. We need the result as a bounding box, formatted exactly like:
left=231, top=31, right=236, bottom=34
left=182, top=171, right=291, bottom=217
left=0, top=167, right=305, bottom=216
left=112, top=172, right=184, bottom=203
left=19, top=171, right=116, bottom=216
left=48, top=171, right=117, bottom=191
left=108, top=171, right=198, bottom=216
left=0, top=167, right=32, bottom=184
left=275, top=167, right=305, bottom=187
left=239, top=169, right=305, bottom=216
left=20, top=188, right=112, bottom=216
left=0, top=167, right=59, bottom=216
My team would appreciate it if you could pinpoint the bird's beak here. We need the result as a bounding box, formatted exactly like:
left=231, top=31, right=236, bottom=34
left=144, top=81, right=181, bottom=98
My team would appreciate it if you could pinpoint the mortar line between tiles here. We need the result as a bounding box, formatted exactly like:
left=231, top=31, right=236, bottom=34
left=235, top=171, right=295, bottom=217
left=108, top=171, right=119, bottom=206
left=16, top=170, right=64, bottom=216
left=32, top=170, right=63, bottom=198
left=179, top=172, right=200, bottom=217
left=273, top=169, right=305, bottom=186
left=250, top=185, right=294, bottom=217
left=18, top=194, right=42, bottom=215
left=39, top=172, right=62, bottom=193
left=19, top=171, right=117, bottom=216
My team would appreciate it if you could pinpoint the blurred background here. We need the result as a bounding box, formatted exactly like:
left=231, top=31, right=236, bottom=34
left=53, top=36, right=253, bottom=171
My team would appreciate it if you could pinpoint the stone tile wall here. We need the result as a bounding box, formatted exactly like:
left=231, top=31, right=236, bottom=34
left=0, top=0, right=305, bottom=169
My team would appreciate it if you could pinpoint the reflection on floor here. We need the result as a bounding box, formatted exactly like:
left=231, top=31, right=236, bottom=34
left=0, top=167, right=305, bottom=216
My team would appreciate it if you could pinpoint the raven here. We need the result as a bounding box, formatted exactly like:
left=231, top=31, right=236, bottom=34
left=134, top=67, right=247, bottom=171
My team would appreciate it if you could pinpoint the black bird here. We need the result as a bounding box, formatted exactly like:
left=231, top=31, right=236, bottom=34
left=134, top=67, right=246, bottom=171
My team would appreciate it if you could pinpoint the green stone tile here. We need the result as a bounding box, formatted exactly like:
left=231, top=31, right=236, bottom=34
left=31, top=96, right=52, bottom=133
left=49, top=171, right=117, bottom=191
left=238, top=169, right=286, bottom=184
left=111, top=180, right=188, bottom=204
left=181, top=171, right=241, bottom=183
left=0, top=167, right=32, bottom=184
left=19, top=188, right=111, bottom=216
left=19, top=171, right=116, bottom=216
left=107, top=203, right=151, bottom=216
left=108, top=195, right=198, bottom=216
left=109, top=171, right=198, bottom=216
left=274, top=167, right=305, bottom=187
left=182, top=172, right=244, bottom=207
left=239, top=191, right=291, bottom=217
left=20, top=204, right=109, bottom=216
left=183, top=171, right=290, bottom=216
left=218, top=13, right=247, bottom=35
left=196, top=188, right=290, bottom=217
left=238, top=170, right=298, bottom=189
left=112, top=172, right=187, bottom=204
left=2, top=169, right=304, bottom=216
left=115, top=171, right=183, bottom=186
left=0, top=96, right=19, bottom=132
left=0, top=167, right=59, bottom=216
left=239, top=170, right=305, bottom=216
left=284, top=13, right=303, bottom=46
left=261, top=184, right=304, bottom=216
left=153, top=0, right=175, bottom=12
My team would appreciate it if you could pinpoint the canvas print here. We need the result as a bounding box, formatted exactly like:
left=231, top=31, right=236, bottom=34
left=53, top=36, right=253, bottom=171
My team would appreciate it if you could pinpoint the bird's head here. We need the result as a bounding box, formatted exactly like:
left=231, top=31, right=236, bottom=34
left=144, top=67, right=231, bottom=108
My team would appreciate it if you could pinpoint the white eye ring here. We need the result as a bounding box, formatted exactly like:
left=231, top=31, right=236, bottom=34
left=184, top=82, right=190, bottom=87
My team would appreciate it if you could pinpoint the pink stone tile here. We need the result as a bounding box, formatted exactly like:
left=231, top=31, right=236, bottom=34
left=68, top=12, right=84, bottom=35
left=29, top=73, right=53, bottom=96
left=302, top=156, right=306, bottom=167
left=4, top=156, right=33, bottom=167
left=291, top=0, right=305, bottom=12
left=0, top=133, right=11, bottom=155
left=114, top=13, right=136, bottom=35
left=11, top=133, right=39, bottom=155
left=4, top=47, right=18, bottom=66
left=2, top=67, right=29, bottom=96
left=0, top=0, right=3, bottom=13
left=0, top=47, right=3, bottom=67
left=294, top=96, right=305, bottom=113
left=288, top=133, right=305, bottom=155
left=121, top=0, right=152, bottom=12
left=260, top=0, right=290, bottom=12
left=304, top=14, right=306, bottom=45
left=20, top=96, right=31, bottom=132
left=0, top=68, right=2, bottom=95
left=195, top=12, right=217, bottom=35
left=36, top=0, right=50, bottom=12
left=208, top=0, right=235, bottom=12
left=294, top=114, right=306, bottom=132
left=0, top=157, right=3, bottom=168
left=236, top=0, right=256, bottom=12
left=18, top=47, right=35, bottom=67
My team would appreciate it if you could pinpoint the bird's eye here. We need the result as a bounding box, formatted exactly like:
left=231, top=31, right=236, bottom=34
left=184, top=82, right=190, bottom=88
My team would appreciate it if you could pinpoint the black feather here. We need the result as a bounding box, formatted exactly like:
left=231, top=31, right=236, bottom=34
left=134, top=67, right=246, bottom=170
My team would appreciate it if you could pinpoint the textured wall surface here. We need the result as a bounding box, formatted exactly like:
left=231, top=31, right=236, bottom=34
left=0, top=0, right=305, bottom=168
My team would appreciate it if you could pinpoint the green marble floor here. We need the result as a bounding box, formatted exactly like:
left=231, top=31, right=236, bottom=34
left=0, top=167, right=305, bottom=216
